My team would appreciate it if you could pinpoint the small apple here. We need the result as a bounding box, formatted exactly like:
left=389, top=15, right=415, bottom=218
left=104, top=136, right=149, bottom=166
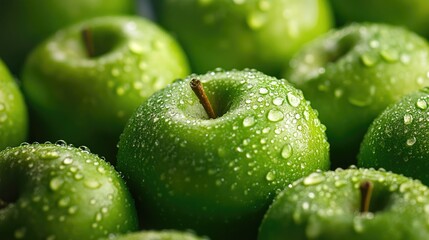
left=330, top=0, right=429, bottom=39
left=358, top=87, right=429, bottom=185
left=284, top=23, right=429, bottom=168
left=0, top=0, right=135, bottom=75
left=117, top=69, right=330, bottom=239
left=0, top=142, right=138, bottom=239
left=151, top=0, right=333, bottom=76
left=21, top=16, right=190, bottom=161
left=107, top=230, right=207, bottom=240
left=0, top=60, right=28, bottom=151
left=258, top=168, right=429, bottom=240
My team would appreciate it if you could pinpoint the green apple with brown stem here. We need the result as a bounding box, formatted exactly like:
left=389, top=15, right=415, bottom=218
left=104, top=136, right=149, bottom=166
left=21, top=16, right=190, bottom=162
left=117, top=69, right=330, bottom=239
left=259, top=168, right=429, bottom=240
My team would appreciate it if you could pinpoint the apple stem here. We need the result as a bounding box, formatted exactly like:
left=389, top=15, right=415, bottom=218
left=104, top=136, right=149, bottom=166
left=81, top=27, right=95, bottom=58
left=190, top=79, right=216, bottom=119
left=359, top=180, right=373, bottom=213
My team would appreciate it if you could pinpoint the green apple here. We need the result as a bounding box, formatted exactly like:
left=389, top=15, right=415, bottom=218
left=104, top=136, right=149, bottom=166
left=117, top=69, right=330, bottom=239
left=358, top=87, right=429, bottom=185
left=107, top=230, right=207, bottom=240
left=0, top=0, right=135, bottom=75
left=0, top=142, right=138, bottom=239
left=284, top=23, right=429, bottom=169
left=22, top=16, right=190, bottom=162
left=258, top=168, right=429, bottom=240
left=0, top=59, right=28, bottom=150
left=330, top=0, right=429, bottom=39
left=151, top=0, right=333, bottom=76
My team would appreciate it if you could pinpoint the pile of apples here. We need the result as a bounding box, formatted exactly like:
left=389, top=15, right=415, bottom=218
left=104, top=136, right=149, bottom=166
left=2, top=0, right=429, bottom=239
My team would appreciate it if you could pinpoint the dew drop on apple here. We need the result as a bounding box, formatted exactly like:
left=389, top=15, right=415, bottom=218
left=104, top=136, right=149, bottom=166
left=74, top=173, right=84, bottom=180
left=68, top=206, right=78, bottom=215
left=400, top=54, right=411, bottom=64
left=39, top=150, right=60, bottom=160
left=259, top=87, right=269, bottom=95
left=403, top=114, right=413, bottom=125
left=281, top=144, right=293, bottom=159
left=58, top=197, right=70, bottom=207
left=0, top=112, right=8, bottom=123
left=303, top=172, right=325, bottom=186
left=287, top=92, right=300, bottom=107
left=267, top=109, right=284, bottom=122
left=272, top=98, right=283, bottom=106
left=243, top=116, right=256, bottom=127
left=265, top=171, right=276, bottom=181
left=49, top=177, right=64, bottom=191
left=406, top=136, right=416, bottom=146
left=353, top=217, right=365, bottom=233
left=246, top=12, right=267, bottom=30
left=360, top=53, right=377, bottom=67
left=380, top=49, right=399, bottom=62
left=84, top=179, right=101, bottom=189
left=258, top=0, right=271, bottom=11
left=128, top=41, right=144, bottom=54
left=416, top=98, right=427, bottom=109
left=62, top=157, right=73, bottom=165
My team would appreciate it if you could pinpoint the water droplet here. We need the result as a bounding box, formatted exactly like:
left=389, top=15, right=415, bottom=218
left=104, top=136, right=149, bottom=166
left=400, top=54, right=411, bottom=64
left=128, top=41, right=144, bottom=54
left=380, top=49, right=399, bottom=62
left=287, top=92, right=300, bottom=107
left=348, top=96, right=371, bottom=107
left=243, top=116, right=256, bottom=127
left=406, top=136, right=416, bottom=146
left=267, top=109, right=284, bottom=122
left=246, top=12, right=267, bottom=30
left=116, top=87, right=126, bottom=96
left=233, top=0, right=245, bottom=4
left=303, top=172, right=325, bottom=186
left=62, top=157, right=73, bottom=165
left=404, top=114, right=413, bottom=125
left=0, top=103, right=5, bottom=111
left=58, top=197, right=70, bottom=207
left=49, top=177, right=64, bottom=191
left=353, top=217, right=365, bottom=233
left=68, top=206, right=78, bottom=215
left=84, top=179, right=101, bottom=189
left=39, top=150, right=60, bottom=160
left=266, top=171, right=276, bottom=181
left=74, top=173, right=84, bottom=180
left=259, top=88, right=269, bottom=95
left=416, top=99, right=427, bottom=110
left=360, top=53, right=377, bottom=67
left=334, top=88, right=343, bottom=98
left=273, top=98, right=284, bottom=106
left=281, top=144, right=293, bottom=159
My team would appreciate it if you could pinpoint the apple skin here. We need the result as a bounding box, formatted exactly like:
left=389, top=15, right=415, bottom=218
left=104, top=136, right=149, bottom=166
left=358, top=87, right=429, bottom=185
left=284, top=23, right=429, bottom=169
left=330, top=0, right=429, bottom=39
left=0, top=142, right=138, bottom=239
left=21, top=16, right=190, bottom=162
left=151, top=0, right=333, bottom=77
left=107, top=230, right=207, bottom=240
left=117, top=69, right=330, bottom=239
left=0, top=0, right=135, bottom=75
left=258, top=168, right=429, bottom=240
left=0, top=60, right=28, bottom=151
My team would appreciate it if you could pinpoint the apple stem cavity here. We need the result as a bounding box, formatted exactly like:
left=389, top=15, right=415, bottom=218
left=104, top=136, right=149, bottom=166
left=359, top=180, right=373, bottom=213
left=81, top=27, right=95, bottom=58
left=190, top=79, right=216, bottom=119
